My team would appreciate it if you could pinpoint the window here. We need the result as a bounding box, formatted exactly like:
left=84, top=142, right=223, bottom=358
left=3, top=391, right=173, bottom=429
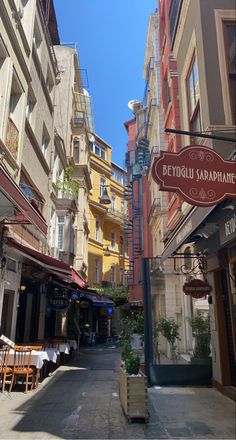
left=57, top=215, right=65, bottom=251
left=223, top=21, right=236, bottom=120
left=100, top=176, right=106, bottom=197
left=120, top=236, right=124, bottom=255
left=46, top=66, right=54, bottom=95
left=120, top=268, right=124, bottom=285
left=184, top=247, right=192, bottom=270
left=33, top=20, right=42, bottom=53
left=120, top=200, right=124, bottom=215
left=110, top=265, right=115, bottom=284
left=41, top=125, right=50, bottom=158
left=112, top=168, right=124, bottom=184
left=95, top=258, right=100, bottom=283
left=111, top=230, right=115, bottom=249
left=90, top=142, right=106, bottom=160
left=20, top=176, right=44, bottom=213
left=95, top=218, right=100, bottom=241
left=73, top=141, right=79, bottom=163
left=26, top=90, right=36, bottom=125
left=186, top=56, right=201, bottom=143
left=111, top=195, right=116, bottom=212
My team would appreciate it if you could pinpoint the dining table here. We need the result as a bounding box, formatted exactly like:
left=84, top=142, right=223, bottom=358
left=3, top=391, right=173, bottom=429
left=7, top=349, right=50, bottom=388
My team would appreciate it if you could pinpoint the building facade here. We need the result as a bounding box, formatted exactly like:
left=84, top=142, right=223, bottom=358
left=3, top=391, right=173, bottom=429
left=159, top=0, right=236, bottom=398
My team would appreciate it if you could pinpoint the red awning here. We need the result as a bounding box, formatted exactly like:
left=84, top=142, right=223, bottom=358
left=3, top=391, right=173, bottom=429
left=7, top=237, right=86, bottom=288
left=0, top=164, right=47, bottom=236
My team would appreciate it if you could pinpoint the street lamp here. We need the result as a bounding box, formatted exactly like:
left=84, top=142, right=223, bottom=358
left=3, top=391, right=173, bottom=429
left=104, top=246, right=111, bottom=256
left=99, top=186, right=111, bottom=205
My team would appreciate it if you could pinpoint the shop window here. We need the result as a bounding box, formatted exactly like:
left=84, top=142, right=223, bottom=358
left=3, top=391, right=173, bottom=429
left=186, top=56, right=201, bottom=144
left=223, top=21, right=236, bottom=121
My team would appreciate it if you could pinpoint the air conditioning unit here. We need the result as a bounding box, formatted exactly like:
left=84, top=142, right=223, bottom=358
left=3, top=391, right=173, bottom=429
left=51, top=247, right=59, bottom=259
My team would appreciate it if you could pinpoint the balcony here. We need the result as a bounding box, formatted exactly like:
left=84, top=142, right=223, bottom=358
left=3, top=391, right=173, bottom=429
left=72, top=111, right=86, bottom=129
left=5, top=118, right=19, bottom=160
left=106, top=207, right=128, bottom=224
left=148, top=198, right=162, bottom=223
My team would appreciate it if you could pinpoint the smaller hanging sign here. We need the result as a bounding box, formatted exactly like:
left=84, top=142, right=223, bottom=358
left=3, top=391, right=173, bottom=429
left=183, top=279, right=212, bottom=299
left=69, top=291, right=80, bottom=301
left=47, top=296, right=69, bottom=311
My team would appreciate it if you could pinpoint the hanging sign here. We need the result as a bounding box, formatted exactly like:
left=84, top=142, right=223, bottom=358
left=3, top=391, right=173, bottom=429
left=69, top=291, right=80, bottom=301
left=183, top=279, right=212, bottom=299
left=47, top=296, right=69, bottom=311
left=151, top=145, right=236, bottom=207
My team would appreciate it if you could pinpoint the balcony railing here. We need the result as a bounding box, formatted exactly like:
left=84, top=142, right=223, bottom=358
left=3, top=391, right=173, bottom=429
left=148, top=197, right=161, bottom=222
left=106, top=207, right=128, bottom=222
left=5, top=118, right=19, bottom=160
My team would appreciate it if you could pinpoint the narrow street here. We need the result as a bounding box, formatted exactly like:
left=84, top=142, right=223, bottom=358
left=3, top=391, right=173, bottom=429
left=0, top=344, right=235, bottom=439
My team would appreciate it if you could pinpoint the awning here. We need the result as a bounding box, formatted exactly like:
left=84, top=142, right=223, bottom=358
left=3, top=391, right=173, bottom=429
left=73, top=289, right=114, bottom=307
left=161, top=205, right=215, bottom=262
left=0, top=164, right=47, bottom=236
left=6, top=237, right=86, bottom=288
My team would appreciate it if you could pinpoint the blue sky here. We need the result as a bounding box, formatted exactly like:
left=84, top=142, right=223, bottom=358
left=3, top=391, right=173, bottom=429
left=54, top=0, right=157, bottom=168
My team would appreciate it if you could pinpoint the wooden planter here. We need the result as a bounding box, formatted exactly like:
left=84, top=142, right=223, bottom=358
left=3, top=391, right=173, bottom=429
left=119, top=367, right=148, bottom=423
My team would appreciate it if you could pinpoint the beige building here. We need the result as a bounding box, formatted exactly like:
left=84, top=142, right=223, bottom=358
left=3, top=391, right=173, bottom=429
left=53, top=44, right=93, bottom=280
left=0, top=0, right=61, bottom=341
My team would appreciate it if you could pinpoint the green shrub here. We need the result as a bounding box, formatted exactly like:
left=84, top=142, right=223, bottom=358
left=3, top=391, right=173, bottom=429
left=124, top=351, right=140, bottom=375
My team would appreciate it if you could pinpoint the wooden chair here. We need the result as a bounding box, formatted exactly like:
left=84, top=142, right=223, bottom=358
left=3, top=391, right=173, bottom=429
left=9, top=349, right=34, bottom=393
left=0, top=348, right=12, bottom=392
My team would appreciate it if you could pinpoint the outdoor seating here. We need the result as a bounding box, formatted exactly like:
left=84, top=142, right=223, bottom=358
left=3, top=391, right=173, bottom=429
left=0, top=347, right=12, bottom=392
left=9, top=349, right=35, bottom=393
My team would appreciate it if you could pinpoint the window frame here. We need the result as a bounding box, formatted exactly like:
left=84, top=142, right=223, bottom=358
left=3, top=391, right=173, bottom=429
left=186, top=54, right=201, bottom=143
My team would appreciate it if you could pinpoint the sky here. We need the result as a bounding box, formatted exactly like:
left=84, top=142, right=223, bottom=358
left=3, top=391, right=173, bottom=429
left=53, top=0, right=157, bottom=168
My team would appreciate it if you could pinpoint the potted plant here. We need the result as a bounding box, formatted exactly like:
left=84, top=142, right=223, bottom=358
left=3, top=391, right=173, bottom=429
left=119, top=316, right=148, bottom=423
left=158, top=317, right=180, bottom=363
left=190, top=312, right=211, bottom=364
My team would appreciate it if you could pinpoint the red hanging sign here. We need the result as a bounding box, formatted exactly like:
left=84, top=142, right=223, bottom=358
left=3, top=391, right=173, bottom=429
left=151, top=145, right=236, bottom=207
left=183, top=279, right=212, bottom=299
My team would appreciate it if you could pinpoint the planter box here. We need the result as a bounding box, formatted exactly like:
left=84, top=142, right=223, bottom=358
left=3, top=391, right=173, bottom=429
left=149, top=363, right=212, bottom=386
left=119, top=367, right=148, bottom=423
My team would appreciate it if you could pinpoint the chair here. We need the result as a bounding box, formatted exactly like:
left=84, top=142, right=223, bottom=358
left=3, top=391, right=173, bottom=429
left=9, top=349, right=34, bottom=393
left=0, top=348, right=12, bottom=392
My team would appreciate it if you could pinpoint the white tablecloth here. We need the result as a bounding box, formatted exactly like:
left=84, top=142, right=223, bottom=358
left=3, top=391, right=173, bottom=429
left=45, top=348, right=59, bottom=363
left=69, top=340, right=78, bottom=350
left=58, top=343, right=70, bottom=354
left=8, top=350, right=49, bottom=369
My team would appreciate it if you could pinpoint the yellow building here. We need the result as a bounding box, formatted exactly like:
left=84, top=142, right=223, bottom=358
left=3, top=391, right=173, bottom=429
left=88, top=134, right=129, bottom=288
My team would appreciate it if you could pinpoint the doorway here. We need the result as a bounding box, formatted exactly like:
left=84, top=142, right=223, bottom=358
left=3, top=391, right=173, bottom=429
left=0, top=290, right=15, bottom=338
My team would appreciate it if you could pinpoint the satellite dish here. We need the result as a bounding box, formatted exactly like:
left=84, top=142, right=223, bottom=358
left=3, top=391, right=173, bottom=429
left=128, top=99, right=142, bottom=113
left=88, top=134, right=95, bottom=143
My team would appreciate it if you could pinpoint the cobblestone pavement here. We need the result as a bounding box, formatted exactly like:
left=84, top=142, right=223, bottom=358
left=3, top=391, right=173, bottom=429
left=0, top=344, right=235, bottom=439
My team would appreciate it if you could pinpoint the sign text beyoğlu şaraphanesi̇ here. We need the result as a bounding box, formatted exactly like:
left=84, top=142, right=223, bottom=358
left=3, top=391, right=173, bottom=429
left=152, top=145, right=236, bottom=207
left=163, top=165, right=236, bottom=184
